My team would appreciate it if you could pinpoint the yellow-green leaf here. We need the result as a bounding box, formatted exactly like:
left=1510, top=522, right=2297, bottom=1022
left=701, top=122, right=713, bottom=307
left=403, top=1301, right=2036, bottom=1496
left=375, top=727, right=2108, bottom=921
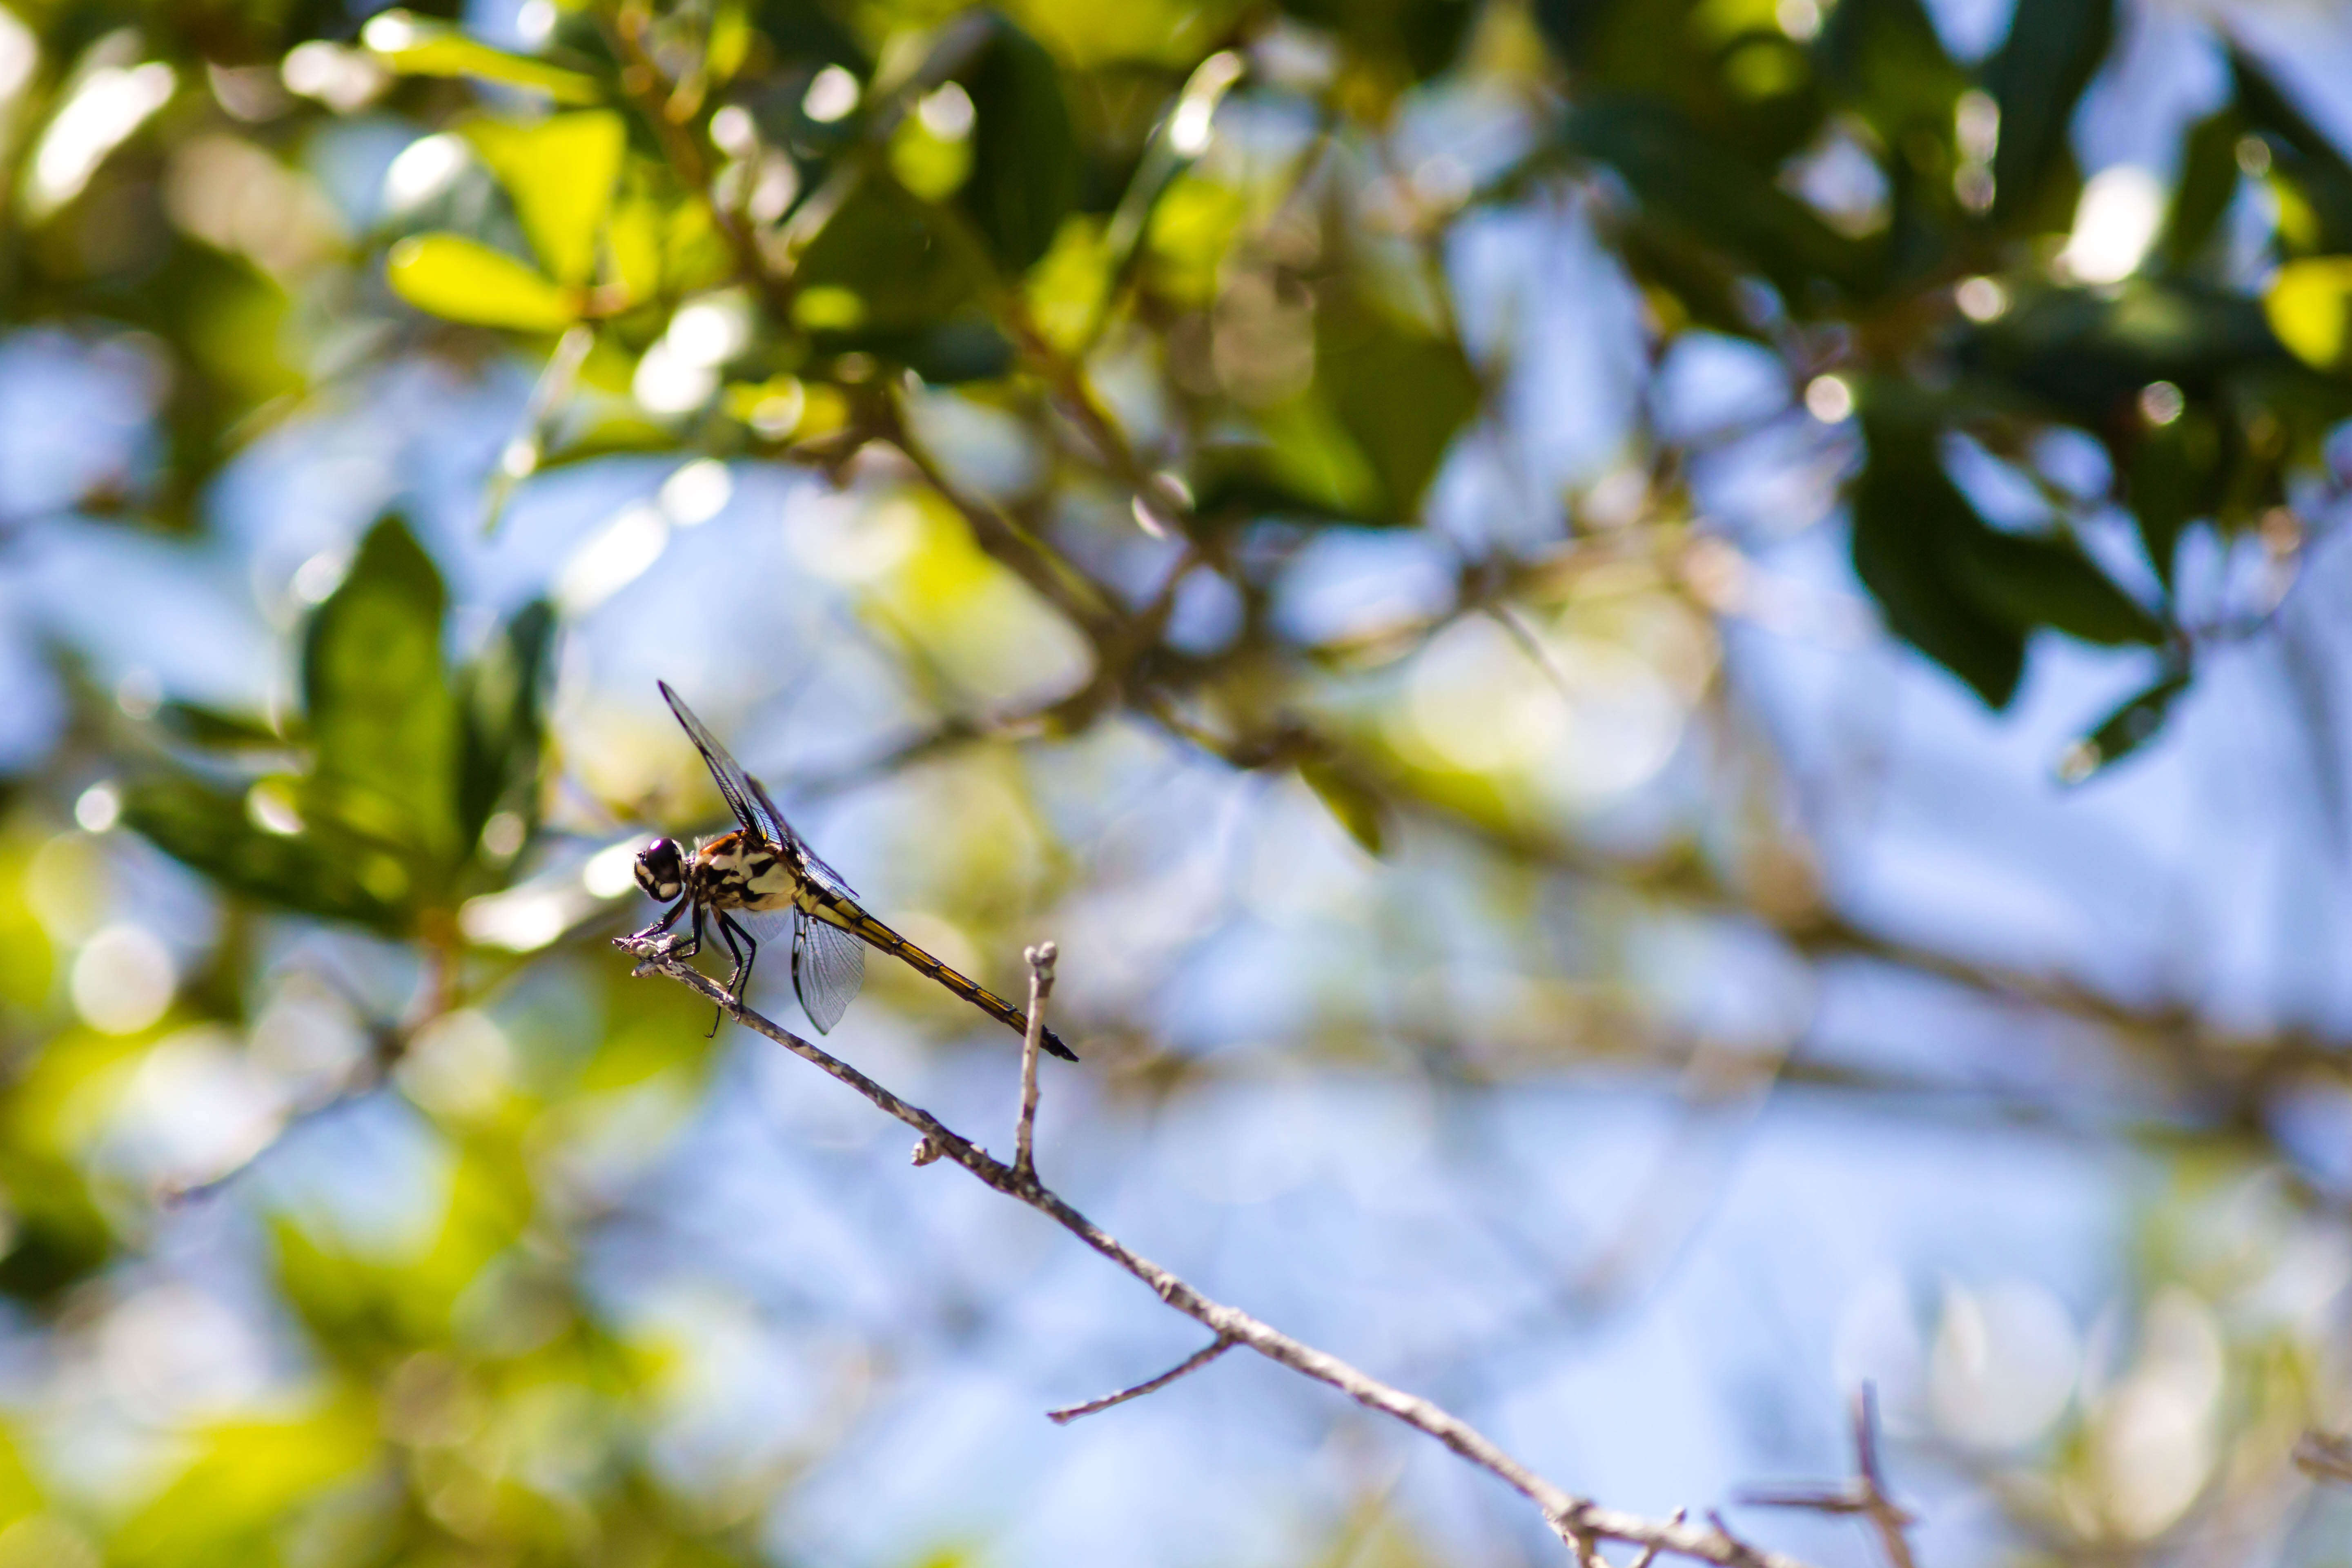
left=365, top=11, right=602, bottom=104
left=2264, top=256, right=2352, bottom=370
left=605, top=197, right=664, bottom=304
left=387, top=234, right=581, bottom=331
left=1300, top=761, right=1387, bottom=856
left=465, top=111, right=626, bottom=285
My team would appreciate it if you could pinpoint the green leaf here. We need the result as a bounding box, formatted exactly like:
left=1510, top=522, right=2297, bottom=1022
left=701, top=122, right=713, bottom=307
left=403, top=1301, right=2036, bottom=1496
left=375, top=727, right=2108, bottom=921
left=303, top=515, right=461, bottom=874
left=2264, top=256, right=2352, bottom=372
left=2153, top=108, right=2244, bottom=274
left=0, top=1154, right=113, bottom=1304
left=1850, top=409, right=2026, bottom=706
left=1300, top=761, right=1387, bottom=856
left=120, top=775, right=414, bottom=932
left=754, top=0, right=870, bottom=71
left=2126, top=408, right=2220, bottom=587
left=1944, top=524, right=2165, bottom=647
left=155, top=699, right=300, bottom=750
left=387, top=234, right=582, bottom=331
left=456, top=599, right=555, bottom=856
left=794, top=180, right=980, bottom=332
left=368, top=14, right=604, bottom=104
left=956, top=16, right=1080, bottom=274
left=1564, top=97, right=1875, bottom=305
left=2058, top=668, right=2190, bottom=783
left=1276, top=0, right=1476, bottom=82
left=1959, top=280, right=2287, bottom=425
left=112, top=1402, right=376, bottom=1567
left=1318, top=284, right=1480, bottom=521
left=2231, top=47, right=2352, bottom=254
left=1815, top=0, right=1963, bottom=144
left=1850, top=399, right=2165, bottom=705
left=464, top=112, right=627, bottom=285
left=1194, top=393, right=1384, bottom=522
left=1982, top=0, right=2114, bottom=227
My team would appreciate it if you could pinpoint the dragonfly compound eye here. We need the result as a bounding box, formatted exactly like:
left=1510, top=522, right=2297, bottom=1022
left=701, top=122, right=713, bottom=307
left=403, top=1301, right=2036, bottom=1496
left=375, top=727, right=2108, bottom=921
left=635, top=837, right=685, bottom=901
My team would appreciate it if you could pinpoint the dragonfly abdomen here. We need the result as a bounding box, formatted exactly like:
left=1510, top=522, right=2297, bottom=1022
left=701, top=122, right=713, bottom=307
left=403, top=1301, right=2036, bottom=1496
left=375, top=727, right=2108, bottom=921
left=819, top=901, right=1078, bottom=1062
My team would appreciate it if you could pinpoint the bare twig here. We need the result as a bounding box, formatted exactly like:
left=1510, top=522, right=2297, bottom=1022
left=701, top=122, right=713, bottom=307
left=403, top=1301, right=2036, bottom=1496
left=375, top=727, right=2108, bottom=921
left=1737, top=1386, right=1915, bottom=1568
left=1015, top=940, right=1056, bottom=1185
left=1632, top=1510, right=1690, bottom=1568
left=1047, top=1334, right=1236, bottom=1424
left=616, top=939, right=1820, bottom=1568
left=2296, top=1429, right=2352, bottom=1483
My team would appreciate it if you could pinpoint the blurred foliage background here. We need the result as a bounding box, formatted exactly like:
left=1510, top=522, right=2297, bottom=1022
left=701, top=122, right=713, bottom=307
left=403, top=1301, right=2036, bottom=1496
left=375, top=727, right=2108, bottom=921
left=5, top=0, right=2352, bottom=1562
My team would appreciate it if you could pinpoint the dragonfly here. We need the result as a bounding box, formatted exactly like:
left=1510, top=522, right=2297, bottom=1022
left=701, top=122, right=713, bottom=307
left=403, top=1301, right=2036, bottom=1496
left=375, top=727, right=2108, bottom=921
left=630, top=682, right=1076, bottom=1060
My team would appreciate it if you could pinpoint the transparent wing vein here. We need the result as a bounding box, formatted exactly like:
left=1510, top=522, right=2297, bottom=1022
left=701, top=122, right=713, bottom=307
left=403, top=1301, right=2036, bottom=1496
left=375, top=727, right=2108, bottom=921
left=793, top=911, right=867, bottom=1034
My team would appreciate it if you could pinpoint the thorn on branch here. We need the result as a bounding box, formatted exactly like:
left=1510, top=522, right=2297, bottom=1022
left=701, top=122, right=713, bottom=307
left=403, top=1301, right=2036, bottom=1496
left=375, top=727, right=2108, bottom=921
left=1707, top=1511, right=1775, bottom=1568
left=1627, top=1508, right=1686, bottom=1568
left=1047, top=1334, right=1236, bottom=1424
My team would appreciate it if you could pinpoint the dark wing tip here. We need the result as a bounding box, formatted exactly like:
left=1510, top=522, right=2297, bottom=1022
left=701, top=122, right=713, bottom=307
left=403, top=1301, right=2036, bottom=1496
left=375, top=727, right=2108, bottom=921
left=1041, top=1027, right=1078, bottom=1062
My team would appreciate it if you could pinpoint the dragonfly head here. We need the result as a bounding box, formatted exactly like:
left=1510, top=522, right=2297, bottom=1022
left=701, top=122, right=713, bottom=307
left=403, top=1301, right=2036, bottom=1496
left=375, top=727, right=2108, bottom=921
left=635, top=837, right=687, bottom=902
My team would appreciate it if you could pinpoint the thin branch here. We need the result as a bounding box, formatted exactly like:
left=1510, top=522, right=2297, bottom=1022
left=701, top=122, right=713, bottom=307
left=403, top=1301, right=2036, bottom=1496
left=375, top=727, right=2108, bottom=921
left=1015, top=940, right=1055, bottom=1185
left=2296, top=1429, right=2352, bottom=1483
left=615, top=940, right=1820, bottom=1568
left=1737, top=1386, right=1915, bottom=1568
left=1631, top=1510, right=1689, bottom=1568
left=1047, top=1334, right=1235, bottom=1424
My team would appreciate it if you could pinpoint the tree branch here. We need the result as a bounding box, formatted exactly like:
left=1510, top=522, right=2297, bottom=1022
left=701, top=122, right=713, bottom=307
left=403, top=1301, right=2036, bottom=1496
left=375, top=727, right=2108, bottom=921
left=1014, top=940, right=1054, bottom=1184
left=1047, top=1334, right=1234, bottom=1424
left=615, top=937, right=1819, bottom=1568
left=1738, top=1386, right=1915, bottom=1568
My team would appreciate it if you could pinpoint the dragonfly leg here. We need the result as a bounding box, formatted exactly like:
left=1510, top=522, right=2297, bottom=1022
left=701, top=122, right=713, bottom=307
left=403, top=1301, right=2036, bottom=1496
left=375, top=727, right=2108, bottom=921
left=633, top=896, right=691, bottom=955
left=683, top=902, right=728, bottom=1038
left=717, top=911, right=757, bottom=1004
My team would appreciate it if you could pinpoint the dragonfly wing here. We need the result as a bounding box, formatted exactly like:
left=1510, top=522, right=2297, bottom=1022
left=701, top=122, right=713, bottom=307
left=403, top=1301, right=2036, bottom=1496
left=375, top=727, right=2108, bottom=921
left=793, top=909, right=867, bottom=1034
left=746, top=772, right=857, bottom=899
left=659, top=682, right=787, bottom=848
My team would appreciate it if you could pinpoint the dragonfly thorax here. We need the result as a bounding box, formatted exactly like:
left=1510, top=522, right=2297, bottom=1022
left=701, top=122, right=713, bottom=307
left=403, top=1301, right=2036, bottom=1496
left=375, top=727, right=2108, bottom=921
left=691, top=831, right=802, bottom=913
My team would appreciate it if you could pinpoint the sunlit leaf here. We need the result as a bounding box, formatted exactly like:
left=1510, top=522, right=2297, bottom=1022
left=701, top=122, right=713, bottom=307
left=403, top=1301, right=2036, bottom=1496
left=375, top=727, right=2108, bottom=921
left=2264, top=256, right=2352, bottom=372
left=456, top=599, right=555, bottom=859
left=121, top=774, right=414, bottom=931
left=795, top=180, right=979, bottom=331
left=1300, top=761, right=1388, bottom=855
left=1318, top=283, right=1480, bottom=521
left=0, top=1150, right=111, bottom=1304
left=368, top=14, right=603, bottom=104
left=1194, top=394, right=1384, bottom=522
left=112, top=1402, right=376, bottom=1567
left=155, top=700, right=298, bottom=750
left=465, top=112, right=628, bottom=285
left=302, top=515, right=461, bottom=875
left=387, top=233, right=583, bottom=331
